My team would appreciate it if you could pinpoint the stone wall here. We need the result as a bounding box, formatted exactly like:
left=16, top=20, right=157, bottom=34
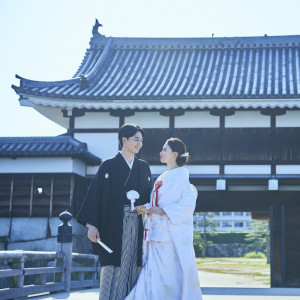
left=0, top=217, right=92, bottom=254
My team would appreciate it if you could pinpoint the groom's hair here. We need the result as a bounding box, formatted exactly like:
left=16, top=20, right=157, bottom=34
left=118, top=123, right=144, bottom=147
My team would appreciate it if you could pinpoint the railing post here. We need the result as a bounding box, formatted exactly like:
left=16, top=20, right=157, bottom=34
left=56, top=211, right=73, bottom=292
left=10, top=252, right=24, bottom=289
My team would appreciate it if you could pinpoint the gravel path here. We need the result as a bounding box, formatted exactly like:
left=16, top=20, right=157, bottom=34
left=198, top=270, right=268, bottom=288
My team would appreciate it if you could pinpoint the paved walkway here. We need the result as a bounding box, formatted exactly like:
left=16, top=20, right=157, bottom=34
left=33, top=287, right=300, bottom=300
left=31, top=270, right=300, bottom=299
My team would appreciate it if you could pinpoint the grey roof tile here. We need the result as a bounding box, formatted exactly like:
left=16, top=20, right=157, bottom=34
left=0, top=136, right=101, bottom=165
left=11, top=28, right=300, bottom=102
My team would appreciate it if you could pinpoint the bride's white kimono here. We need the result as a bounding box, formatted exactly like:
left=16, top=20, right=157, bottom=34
left=126, top=167, right=203, bottom=300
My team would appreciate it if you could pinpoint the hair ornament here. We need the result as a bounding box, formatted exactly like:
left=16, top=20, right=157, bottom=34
left=180, top=152, right=189, bottom=158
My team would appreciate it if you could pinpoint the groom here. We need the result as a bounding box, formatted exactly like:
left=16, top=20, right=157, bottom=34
left=76, top=123, right=153, bottom=300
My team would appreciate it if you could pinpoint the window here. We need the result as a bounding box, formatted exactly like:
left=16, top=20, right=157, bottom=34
left=222, top=221, right=232, bottom=227
left=223, top=212, right=232, bottom=216
left=234, top=212, right=244, bottom=216
left=234, top=222, right=244, bottom=227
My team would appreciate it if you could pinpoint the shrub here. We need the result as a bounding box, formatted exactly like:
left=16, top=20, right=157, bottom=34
left=194, top=232, right=253, bottom=244
left=244, top=251, right=266, bottom=259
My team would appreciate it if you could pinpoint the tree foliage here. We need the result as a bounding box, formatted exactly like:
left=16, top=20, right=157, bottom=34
left=193, top=212, right=217, bottom=258
left=246, top=220, right=270, bottom=263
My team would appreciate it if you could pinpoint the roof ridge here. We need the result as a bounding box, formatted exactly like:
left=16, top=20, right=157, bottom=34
left=86, top=37, right=113, bottom=80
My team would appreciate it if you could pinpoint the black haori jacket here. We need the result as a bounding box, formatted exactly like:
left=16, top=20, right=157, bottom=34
left=76, top=153, right=153, bottom=267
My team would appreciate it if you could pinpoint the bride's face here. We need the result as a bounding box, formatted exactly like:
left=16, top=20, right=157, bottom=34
left=160, top=143, right=177, bottom=164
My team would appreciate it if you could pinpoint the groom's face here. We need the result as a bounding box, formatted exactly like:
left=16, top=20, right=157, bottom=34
left=122, top=131, right=143, bottom=154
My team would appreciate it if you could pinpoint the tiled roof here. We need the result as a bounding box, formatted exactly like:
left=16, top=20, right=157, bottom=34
left=12, top=20, right=300, bottom=108
left=0, top=136, right=101, bottom=165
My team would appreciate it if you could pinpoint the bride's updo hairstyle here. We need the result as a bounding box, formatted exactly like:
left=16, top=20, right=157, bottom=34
left=166, top=137, right=189, bottom=167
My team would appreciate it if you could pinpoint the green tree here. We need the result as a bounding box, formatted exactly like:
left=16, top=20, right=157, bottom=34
left=246, top=220, right=270, bottom=263
left=194, top=212, right=217, bottom=258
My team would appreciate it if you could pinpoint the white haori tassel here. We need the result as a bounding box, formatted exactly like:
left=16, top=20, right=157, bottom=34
left=127, top=190, right=140, bottom=211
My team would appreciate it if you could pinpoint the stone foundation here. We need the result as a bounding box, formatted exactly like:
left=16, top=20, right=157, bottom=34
left=0, top=217, right=92, bottom=254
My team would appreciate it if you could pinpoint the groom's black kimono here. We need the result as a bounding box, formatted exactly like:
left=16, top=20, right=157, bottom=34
left=76, top=152, right=153, bottom=267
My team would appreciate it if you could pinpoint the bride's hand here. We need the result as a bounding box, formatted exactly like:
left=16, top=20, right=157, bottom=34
left=135, top=205, right=148, bottom=215
left=147, top=207, right=165, bottom=216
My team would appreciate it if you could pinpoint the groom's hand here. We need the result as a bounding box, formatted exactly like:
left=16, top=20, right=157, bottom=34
left=86, top=223, right=100, bottom=243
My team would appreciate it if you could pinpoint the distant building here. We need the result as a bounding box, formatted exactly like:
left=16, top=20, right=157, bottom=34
left=193, top=212, right=252, bottom=232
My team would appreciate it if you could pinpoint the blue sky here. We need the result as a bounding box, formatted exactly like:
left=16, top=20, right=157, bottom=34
left=1, top=0, right=300, bottom=137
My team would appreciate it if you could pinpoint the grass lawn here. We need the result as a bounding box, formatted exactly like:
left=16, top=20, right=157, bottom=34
left=196, top=257, right=270, bottom=286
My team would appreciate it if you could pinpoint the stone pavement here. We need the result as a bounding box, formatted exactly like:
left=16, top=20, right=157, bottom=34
left=32, top=287, right=300, bottom=300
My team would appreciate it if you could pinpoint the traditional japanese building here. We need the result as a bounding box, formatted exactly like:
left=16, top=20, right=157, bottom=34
left=5, top=20, right=300, bottom=287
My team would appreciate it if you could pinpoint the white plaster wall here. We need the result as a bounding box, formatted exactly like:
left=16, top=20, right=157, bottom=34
left=187, top=165, right=220, bottom=174
left=276, top=111, right=300, bottom=127
left=0, top=157, right=86, bottom=176
left=150, top=165, right=219, bottom=176
left=276, top=165, right=300, bottom=174
left=225, top=111, right=270, bottom=128
left=74, top=112, right=119, bottom=129
left=175, top=111, right=219, bottom=128
left=150, top=165, right=168, bottom=175
left=72, top=158, right=86, bottom=176
left=74, top=132, right=118, bottom=161
left=87, top=166, right=100, bottom=176
left=35, top=106, right=69, bottom=128
left=224, top=165, right=271, bottom=174
left=125, top=112, right=169, bottom=128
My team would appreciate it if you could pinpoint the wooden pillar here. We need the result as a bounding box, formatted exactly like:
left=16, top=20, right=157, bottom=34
left=260, top=108, right=286, bottom=175
left=160, top=108, right=184, bottom=136
left=29, top=175, right=34, bottom=217
left=209, top=108, right=235, bottom=176
left=10, top=253, right=24, bottom=289
left=49, top=175, right=54, bottom=217
left=110, top=109, right=135, bottom=150
left=270, top=203, right=286, bottom=287
left=9, top=175, right=14, bottom=217
left=119, top=116, right=125, bottom=127
left=68, top=116, right=75, bottom=137
left=70, top=175, right=75, bottom=208
left=219, top=114, right=225, bottom=175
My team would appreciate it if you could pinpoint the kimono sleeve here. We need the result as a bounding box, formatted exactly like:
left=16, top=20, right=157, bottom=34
left=76, top=163, right=110, bottom=228
left=162, top=180, right=197, bottom=225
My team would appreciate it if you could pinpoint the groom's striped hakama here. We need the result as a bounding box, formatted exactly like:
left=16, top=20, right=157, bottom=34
left=99, top=206, right=141, bottom=300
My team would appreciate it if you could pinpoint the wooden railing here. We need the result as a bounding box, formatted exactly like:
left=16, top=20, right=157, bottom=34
left=0, top=212, right=100, bottom=299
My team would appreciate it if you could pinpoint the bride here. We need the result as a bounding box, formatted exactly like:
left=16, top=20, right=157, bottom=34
left=126, top=137, right=203, bottom=300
